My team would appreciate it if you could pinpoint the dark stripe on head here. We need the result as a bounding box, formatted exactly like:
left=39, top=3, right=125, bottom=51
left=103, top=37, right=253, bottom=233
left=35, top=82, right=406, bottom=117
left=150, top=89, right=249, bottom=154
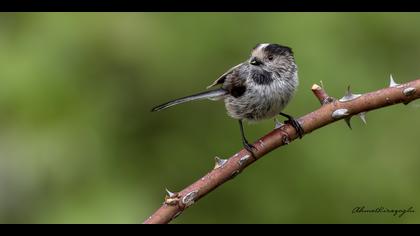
left=263, top=44, right=293, bottom=56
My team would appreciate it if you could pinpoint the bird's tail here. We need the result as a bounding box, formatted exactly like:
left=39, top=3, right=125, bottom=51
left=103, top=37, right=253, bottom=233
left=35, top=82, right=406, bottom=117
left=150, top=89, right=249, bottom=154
left=151, top=88, right=228, bottom=112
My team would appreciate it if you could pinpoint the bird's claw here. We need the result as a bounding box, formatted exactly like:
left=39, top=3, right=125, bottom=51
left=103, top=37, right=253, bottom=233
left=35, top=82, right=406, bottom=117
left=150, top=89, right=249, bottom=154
left=284, top=118, right=304, bottom=139
left=242, top=141, right=257, bottom=160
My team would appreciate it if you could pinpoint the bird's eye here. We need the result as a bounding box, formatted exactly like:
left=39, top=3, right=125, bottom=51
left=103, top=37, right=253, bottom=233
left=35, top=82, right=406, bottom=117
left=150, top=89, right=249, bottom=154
left=268, top=55, right=274, bottom=61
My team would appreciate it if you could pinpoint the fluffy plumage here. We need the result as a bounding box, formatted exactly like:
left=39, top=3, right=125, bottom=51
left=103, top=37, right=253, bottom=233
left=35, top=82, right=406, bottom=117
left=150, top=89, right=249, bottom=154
left=152, top=43, right=298, bottom=122
left=151, top=43, right=301, bottom=153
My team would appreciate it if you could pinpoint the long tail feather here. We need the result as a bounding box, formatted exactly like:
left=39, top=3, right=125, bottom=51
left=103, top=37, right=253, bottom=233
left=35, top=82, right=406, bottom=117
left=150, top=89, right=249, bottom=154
left=151, top=88, right=227, bottom=112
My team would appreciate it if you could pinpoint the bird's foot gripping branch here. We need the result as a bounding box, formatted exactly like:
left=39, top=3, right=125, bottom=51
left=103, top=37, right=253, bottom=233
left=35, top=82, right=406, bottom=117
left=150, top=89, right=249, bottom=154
left=144, top=75, right=420, bottom=224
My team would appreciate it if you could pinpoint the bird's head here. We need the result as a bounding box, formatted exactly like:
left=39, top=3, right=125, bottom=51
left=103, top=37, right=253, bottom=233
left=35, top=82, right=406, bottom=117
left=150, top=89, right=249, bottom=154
left=249, top=43, right=296, bottom=72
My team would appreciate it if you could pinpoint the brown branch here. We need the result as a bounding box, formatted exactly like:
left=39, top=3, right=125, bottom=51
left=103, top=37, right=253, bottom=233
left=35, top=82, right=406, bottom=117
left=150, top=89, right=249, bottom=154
left=143, top=78, right=420, bottom=224
left=311, top=83, right=336, bottom=105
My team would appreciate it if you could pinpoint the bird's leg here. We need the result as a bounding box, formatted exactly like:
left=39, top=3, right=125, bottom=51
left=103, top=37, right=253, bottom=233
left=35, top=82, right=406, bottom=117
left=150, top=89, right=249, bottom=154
left=238, top=120, right=257, bottom=158
left=279, top=112, right=304, bottom=139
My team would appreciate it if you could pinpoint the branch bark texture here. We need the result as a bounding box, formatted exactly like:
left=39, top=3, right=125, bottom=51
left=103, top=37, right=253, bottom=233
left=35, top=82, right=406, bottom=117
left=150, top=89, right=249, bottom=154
left=144, top=78, right=420, bottom=224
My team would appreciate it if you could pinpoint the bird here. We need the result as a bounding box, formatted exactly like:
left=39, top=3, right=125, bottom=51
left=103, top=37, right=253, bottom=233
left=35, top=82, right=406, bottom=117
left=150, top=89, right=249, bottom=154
left=151, top=43, right=304, bottom=155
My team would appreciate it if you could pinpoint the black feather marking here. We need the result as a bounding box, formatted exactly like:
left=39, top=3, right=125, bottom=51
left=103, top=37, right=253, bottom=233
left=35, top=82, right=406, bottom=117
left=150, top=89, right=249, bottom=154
left=224, top=71, right=247, bottom=98
left=264, top=44, right=293, bottom=56
left=215, top=75, right=226, bottom=86
left=230, top=85, right=246, bottom=98
left=252, top=70, right=273, bottom=85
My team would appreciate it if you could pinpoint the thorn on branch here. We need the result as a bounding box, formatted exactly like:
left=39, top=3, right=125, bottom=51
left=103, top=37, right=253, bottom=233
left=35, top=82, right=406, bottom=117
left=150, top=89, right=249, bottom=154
left=214, top=156, right=228, bottom=169
left=389, top=74, right=400, bottom=88
left=344, top=117, right=352, bottom=130
left=274, top=118, right=284, bottom=129
left=358, top=112, right=367, bottom=124
left=339, top=86, right=362, bottom=102
left=164, top=188, right=180, bottom=206
left=165, top=188, right=176, bottom=198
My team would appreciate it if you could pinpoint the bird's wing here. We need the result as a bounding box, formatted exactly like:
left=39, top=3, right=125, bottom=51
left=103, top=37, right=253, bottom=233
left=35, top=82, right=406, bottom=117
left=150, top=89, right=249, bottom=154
left=222, top=69, right=248, bottom=98
left=206, top=62, right=244, bottom=89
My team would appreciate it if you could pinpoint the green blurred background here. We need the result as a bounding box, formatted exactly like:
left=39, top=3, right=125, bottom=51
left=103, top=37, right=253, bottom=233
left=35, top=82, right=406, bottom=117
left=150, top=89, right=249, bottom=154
left=0, top=13, right=419, bottom=224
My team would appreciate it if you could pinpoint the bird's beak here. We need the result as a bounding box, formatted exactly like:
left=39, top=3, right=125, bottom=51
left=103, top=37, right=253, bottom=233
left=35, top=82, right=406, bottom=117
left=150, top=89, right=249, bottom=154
left=250, top=57, right=262, bottom=66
